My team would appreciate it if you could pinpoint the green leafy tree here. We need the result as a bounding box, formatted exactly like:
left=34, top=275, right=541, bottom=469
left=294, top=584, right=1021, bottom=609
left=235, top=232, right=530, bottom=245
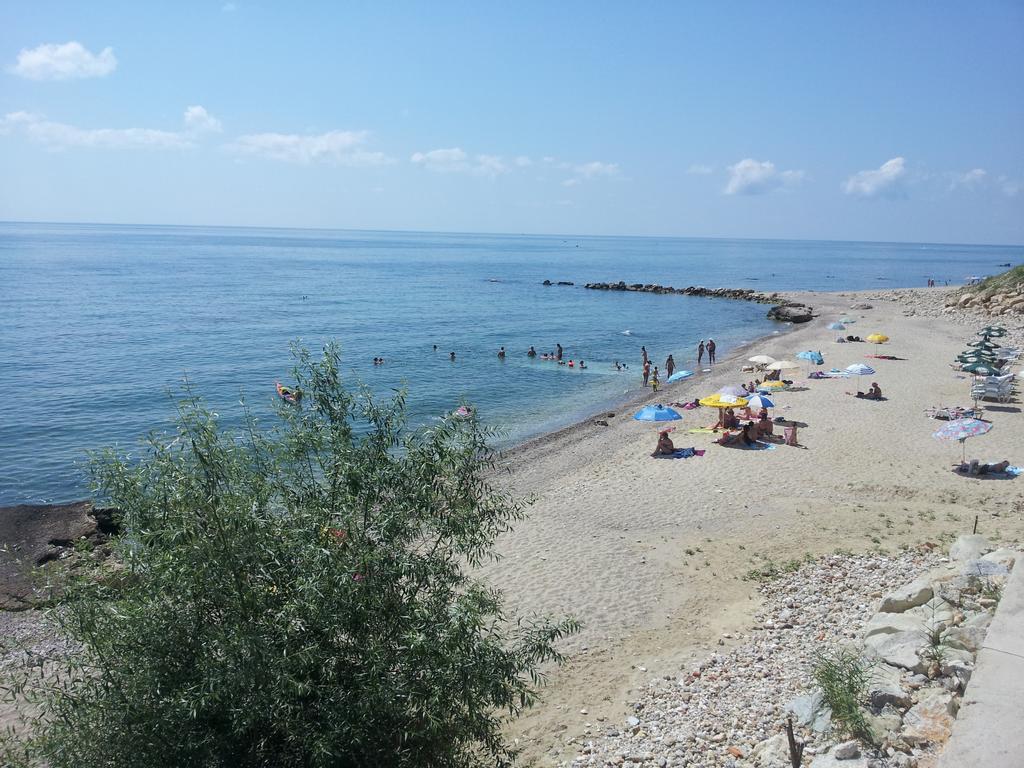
left=2, top=344, right=578, bottom=767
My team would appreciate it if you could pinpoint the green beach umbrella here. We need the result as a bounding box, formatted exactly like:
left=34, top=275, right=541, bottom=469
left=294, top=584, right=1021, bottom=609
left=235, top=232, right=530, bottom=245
left=962, top=362, right=1001, bottom=375
left=967, top=340, right=999, bottom=349
left=978, top=327, right=1007, bottom=338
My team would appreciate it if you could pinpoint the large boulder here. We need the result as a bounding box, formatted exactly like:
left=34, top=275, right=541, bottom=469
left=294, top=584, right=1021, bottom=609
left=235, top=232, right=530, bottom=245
left=868, top=662, right=912, bottom=710
left=863, top=611, right=925, bottom=638
left=864, top=631, right=929, bottom=674
left=879, top=576, right=934, bottom=613
left=767, top=304, right=813, bottom=323
left=901, top=688, right=957, bottom=747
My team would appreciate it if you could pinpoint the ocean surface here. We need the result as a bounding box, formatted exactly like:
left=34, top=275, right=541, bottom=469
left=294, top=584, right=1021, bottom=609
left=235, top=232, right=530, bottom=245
left=1, top=222, right=1021, bottom=505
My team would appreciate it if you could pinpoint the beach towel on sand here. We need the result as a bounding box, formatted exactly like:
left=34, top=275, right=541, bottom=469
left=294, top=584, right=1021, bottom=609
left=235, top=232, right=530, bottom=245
left=652, top=447, right=706, bottom=460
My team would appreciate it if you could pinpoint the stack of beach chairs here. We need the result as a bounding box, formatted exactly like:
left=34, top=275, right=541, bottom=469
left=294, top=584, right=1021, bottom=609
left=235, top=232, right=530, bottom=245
left=971, top=373, right=1017, bottom=403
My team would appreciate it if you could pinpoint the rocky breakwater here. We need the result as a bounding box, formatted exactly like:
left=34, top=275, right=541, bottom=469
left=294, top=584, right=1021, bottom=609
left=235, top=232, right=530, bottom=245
left=582, top=282, right=814, bottom=323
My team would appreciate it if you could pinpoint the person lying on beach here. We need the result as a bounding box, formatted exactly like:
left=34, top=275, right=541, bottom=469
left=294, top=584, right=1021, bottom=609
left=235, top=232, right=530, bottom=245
left=716, top=422, right=757, bottom=447
left=956, top=459, right=1011, bottom=475
left=654, top=430, right=676, bottom=456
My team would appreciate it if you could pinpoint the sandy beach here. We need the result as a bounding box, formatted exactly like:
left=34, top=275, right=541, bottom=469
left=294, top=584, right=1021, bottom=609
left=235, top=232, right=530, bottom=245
left=478, top=287, right=1024, bottom=764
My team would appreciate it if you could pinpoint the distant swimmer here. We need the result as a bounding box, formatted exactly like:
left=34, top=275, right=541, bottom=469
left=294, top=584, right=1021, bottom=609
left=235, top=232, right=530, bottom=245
left=433, top=344, right=438, bottom=352
left=449, top=351, right=456, bottom=361
left=568, top=360, right=574, bottom=368
left=498, top=346, right=506, bottom=359
left=697, top=340, right=705, bottom=366
left=579, top=360, right=587, bottom=369
left=527, top=346, right=537, bottom=357
left=614, top=360, right=622, bottom=371
left=556, top=343, right=563, bottom=361
left=707, top=338, right=716, bottom=364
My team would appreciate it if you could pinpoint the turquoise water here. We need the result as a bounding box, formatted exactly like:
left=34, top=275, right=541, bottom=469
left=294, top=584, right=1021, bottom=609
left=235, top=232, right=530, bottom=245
left=1, top=222, right=1021, bottom=504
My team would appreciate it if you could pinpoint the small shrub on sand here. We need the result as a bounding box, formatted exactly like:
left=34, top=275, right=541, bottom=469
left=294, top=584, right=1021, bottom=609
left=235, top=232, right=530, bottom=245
left=811, top=648, right=873, bottom=743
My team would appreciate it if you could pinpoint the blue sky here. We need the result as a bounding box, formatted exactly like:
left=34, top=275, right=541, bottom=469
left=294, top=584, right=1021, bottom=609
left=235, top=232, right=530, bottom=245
left=2, top=2, right=1022, bottom=243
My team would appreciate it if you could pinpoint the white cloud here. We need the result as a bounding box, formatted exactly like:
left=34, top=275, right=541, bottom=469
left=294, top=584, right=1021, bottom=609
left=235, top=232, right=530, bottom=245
left=0, top=109, right=197, bottom=150
left=410, top=147, right=509, bottom=176
left=998, top=175, right=1021, bottom=198
left=687, top=164, right=714, bottom=175
left=514, top=155, right=533, bottom=167
left=12, top=41, right=117, bottom=81
left=232, top=130, right=391, bottom=165
left=1, top=106, right=222, bottom=151
left=184, top=105, right=222, bottom=133
left=724, top=158, right=805, bottom=195
left=559, top=160, right=619, bottom=187
left=842, top=157, right=907, bottom=198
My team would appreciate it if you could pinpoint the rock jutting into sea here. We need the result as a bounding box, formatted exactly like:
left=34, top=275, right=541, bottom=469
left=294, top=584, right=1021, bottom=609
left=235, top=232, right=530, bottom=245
left=579, top=281, right=815, bottom=322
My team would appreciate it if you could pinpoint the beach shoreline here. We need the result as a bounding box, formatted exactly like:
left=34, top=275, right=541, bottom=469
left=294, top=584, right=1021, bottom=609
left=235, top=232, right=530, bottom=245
left=482, top=285, right=1023, bottom=765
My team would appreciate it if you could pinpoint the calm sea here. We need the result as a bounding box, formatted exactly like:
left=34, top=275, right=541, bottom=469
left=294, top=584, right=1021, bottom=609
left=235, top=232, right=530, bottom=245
left=1, top=222, right=1020, bottom=504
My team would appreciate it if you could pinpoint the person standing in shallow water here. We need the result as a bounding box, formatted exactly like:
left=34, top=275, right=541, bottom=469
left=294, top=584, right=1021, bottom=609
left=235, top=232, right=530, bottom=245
left=665, top=354, right=675, bottom=379
left=707, top=338, right=716, bottom=364
left=556, top=343, right=563, bottom=361
left=642, top=360, right=651, bottom=387
left=697, top=340, right=705, bottom=366
left=497, top=346, right=505, bottom=359
left=641, top=345, right=648, bottom=365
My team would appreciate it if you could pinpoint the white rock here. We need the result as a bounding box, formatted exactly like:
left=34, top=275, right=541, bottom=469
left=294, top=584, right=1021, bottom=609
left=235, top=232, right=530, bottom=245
left=980, top=548, right=1017, bottom=569
left=879, top=577, right=933, bottom=613
left=949, top=534, right=992, bottom=563
left=867, top=663, right=912, bottom=709
left=810, top=753, right=869, bottom=767
left=864, top=631, right=928, bottom=674
left=863, top=612, right=924, bottom=638
left=749, top=734, right=793, bottom=768
left=832, top=739, right=860, bottom=759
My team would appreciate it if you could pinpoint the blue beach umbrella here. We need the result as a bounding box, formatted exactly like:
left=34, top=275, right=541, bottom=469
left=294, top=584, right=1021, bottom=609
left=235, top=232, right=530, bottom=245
left=667, top=370, right=694, bottom=382
left=634, top=404, right=682, bottom=421
left=827, top=322, right=846, bottom=330
left=796, top=350, right=824, bottom=365
left=747, top=394, right=775, bottom=410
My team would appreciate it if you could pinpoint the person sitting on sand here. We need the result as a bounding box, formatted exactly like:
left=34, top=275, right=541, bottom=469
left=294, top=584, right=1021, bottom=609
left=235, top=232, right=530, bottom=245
left=654, top=430, right=676, bottom=456
left=722, top=407, right=739, bottom=430
left=756, top=410, right=773, bottom=438
left=851, top=382, right=883, bottom=400
left=741, top=421, right=757, bottom=446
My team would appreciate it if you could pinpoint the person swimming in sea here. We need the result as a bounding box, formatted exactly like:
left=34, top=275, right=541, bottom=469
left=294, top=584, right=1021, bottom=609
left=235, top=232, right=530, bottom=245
left=498, top=346, right=506, bottom=359
left=527, top=346, right=537, bottom=357
left=449, top=351, right=456, bottom=361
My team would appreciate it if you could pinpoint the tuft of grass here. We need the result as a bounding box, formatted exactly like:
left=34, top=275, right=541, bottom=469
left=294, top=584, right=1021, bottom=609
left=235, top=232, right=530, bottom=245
left=811, top=648, right=874, bottom=743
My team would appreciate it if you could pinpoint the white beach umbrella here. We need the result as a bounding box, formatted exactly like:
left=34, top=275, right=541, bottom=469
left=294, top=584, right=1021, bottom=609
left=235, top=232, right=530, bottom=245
left=766, top=360, right=800, bottom=371
left=748, top=355, right=776, bottom=365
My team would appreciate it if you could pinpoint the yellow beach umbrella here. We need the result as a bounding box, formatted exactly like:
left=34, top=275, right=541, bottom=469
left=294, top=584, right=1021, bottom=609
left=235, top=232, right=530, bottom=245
left=760, top=380, right=787, bottom=390
left=698, top=393, right=749, bottom=409
left=867, top=333, right=889, bottom=344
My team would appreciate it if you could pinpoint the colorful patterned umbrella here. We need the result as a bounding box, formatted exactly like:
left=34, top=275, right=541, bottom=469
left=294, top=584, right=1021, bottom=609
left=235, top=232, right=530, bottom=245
left=933, top=417, right=992, bottom=462
left=747, top=394, right=775, bottom=410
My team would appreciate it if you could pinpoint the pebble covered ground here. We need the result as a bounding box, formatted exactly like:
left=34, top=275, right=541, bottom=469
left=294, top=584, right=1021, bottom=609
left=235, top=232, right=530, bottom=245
left=563, top=549, right=943, bottom=768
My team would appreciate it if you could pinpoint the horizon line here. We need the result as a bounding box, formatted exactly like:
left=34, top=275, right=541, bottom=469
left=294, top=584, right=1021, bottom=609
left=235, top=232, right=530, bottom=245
left=1, top=218, right=1023, bottom=251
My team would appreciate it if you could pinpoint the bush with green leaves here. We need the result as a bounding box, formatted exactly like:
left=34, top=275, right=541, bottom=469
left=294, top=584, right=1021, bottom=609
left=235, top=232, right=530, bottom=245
left=810, top=647, right=873, bottom=743
left=2, top=344, right=578, bottom=768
